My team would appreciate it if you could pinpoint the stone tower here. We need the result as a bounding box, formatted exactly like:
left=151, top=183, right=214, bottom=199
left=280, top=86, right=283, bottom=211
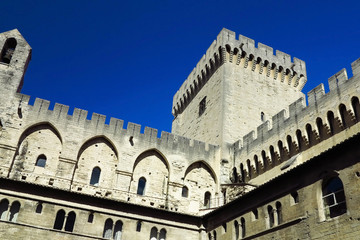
left=171, top=28, right=307, bottom=149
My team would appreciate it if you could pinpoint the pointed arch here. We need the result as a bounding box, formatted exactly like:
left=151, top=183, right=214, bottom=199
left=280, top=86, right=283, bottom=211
left=18, top=122, right=63, bottom=145
left=184, top=160, right=217, bottom=184
left=77, top=136, right=118, bottom=160
left=1, top=37, right=17, bottom=64
left=132, top=149, right=169, bottom=173
left=351, top=96, right=360, bottom=121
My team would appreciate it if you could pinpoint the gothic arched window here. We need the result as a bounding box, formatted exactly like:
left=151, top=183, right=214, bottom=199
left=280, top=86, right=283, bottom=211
left=137, top=177, right=146, bottom=195
left=322, top=177, right=347, bottom=218
left=90, top=167, right=101, bottom=186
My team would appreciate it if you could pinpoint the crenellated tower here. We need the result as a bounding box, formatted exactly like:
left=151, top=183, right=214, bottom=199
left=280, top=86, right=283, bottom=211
left=171, top=28, right=307, bottom=149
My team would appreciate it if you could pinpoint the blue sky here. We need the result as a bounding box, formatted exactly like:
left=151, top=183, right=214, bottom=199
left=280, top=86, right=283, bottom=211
left=1, top=1, right=360, bottom=134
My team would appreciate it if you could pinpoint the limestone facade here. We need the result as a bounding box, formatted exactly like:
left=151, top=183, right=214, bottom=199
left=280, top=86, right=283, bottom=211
left=0, top=28, right=360, bottom=239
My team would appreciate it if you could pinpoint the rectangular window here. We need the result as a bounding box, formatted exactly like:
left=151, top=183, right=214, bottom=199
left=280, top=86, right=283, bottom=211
left=199, top=97, right=206, bottom=116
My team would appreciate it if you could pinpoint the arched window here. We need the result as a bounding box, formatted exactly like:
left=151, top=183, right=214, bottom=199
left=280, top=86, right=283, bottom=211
left=159, top=228, right=166, bottom=240
left=339, top=104, right=349, bottom=128
left=234, top=220, right=239, bottom=240
left=322, top=177, right=347, bottom=218
left=316, top=118, right=325, bottom=139
left=90, top=167, right=101, bottom=186
left=296, top=130, right=303, bottom=151
left=246, top=160, right=252, bottom=179
left=240, top=163, right=245, bottom=182
left=150, top=227, right=158, bottom=240
left=182, top=186, right=189, bottom=198
left=35, top=154, right=47, bottom=168
left=276, top=201, right=282, bottom=225
left=254, top=155, right=259, bottom=173
left=204, top=191, right=211, bottom=208
left=64, top=211, right=76, bottom=232
left=286, top=136, right=293, bottom=156
left=87, top=213, right=94, bottom=223
left=261, top=112, right=265, bottom=121
left=53, top=209, right=66, bottom=230
left=103, top=218, right=113, bottom=239
left=35, top=202, right=43, bottom=214
left=113, top=220, right=123, bottom=240
left=0, top=199, right=9, bottom=220
left=252, top=209, right=258, bottom=220
left=306, top=124, right=313, bottom=146
left=267, top=205, right=274, bottom=228
left=8, top=201, right=20, bottom=222
left=327, top=111, right=335, bottom=135
left=208, top=232, right=212, bottom=240
left=136, top=220, right=142, bottom=232
left=291, top=192, right=299, bottom=204
left=261, top=150, right=267, bottom=169
left=240, top=217, right=245, bottom=238
left=213, top=230, right=217, bottom=240
left=351, top=97, right=360, bottom=121
left=137, top=177, right=146, bottom=195
left=0, top=38, right=17, bottom=64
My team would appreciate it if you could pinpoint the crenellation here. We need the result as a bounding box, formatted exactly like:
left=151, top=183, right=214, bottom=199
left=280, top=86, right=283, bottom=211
left=351, top=57, right=360, bottom=76
left=307, top=83, right=325, bottom=105
left=52, top=103, right=70, bottom=121
left=328, top=68, right=348, bottom=91
left=257, top=42, right=273, bottom=57
left=71, top=108, right=88, bottom=125
left=108, top=117, right=124, bottom=135
left=126, top=122, right=141, bottom=137
left=85, top=113, right=106, bottom=133
left=144, top=126, right=158, bottom=142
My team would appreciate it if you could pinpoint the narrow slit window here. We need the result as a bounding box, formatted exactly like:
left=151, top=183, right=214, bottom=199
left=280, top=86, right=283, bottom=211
left=137, top=177, right=146, bottom=195
left=199, top=97, right=206, bottom=116
left=90, top=167, right=101, bottom=186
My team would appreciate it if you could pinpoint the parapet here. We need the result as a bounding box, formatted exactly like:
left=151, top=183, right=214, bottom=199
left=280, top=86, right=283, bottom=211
left=172, top=28, right=307, bottom=117
left=234, top=57, right=360, bottom=155
left=17, top=93, right=218, bottom=157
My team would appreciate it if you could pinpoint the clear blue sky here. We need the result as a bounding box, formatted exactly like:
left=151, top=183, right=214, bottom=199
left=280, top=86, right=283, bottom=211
left=1, top=1, right=360, bottom=135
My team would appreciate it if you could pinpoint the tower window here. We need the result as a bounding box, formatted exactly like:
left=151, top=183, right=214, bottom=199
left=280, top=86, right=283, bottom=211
left=199, top=97, right=206, bottom=116
left=35, top=154, right=47, bottom=168
left=322, top=177, right=347, bottom=218
left=137, top=177, right=146, bottom=195
left=0, top=38, right=17, bottom=64
left=90, top=167, right=101, bottom=186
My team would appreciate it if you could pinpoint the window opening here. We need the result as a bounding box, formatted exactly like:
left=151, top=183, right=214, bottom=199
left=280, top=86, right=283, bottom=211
left=53, top=209, right=66, bottom=230
left=90, top=167, right=101, bottom=186
left=0, top=38, right=17, bottom=64
left=267, top=205, right=274, bottom=228
left=252, top=209, right=258, bottom=220
left=234, top=220, right=239, bottom=240
left=137, top=177, right=146, bottom=195
left=64, top=211, right=76, bottom=232
left=291, top=192, right=299, bottom=204
left=240, top=217, right=245, bottom=238
left=159, top=228, right=166, bottom=240
left=88, top=213, right=94, bottom=223
left=8, top=201, right=20, bottom=222
left=0, top=199, right=9, bottom=220
left=150, top=227, right=158, bottom=240
left=322, top=177, right=347, bottom=218
left=182, top=186, right=189, bottom=198
left=35, top=203, right=43, bottom=214
left=103, top=218, right=113, bottom=239
left=204, top=191, right=211, bottom=208
left=136, top=221, right=142, bottom=232
left=276, top=202, right=282, bottom=225
left=113, top=220, right=123, bottom=240
left=199, top=97, right=206, bottom=116
left=35, top=154, right=47, bottom=168
left=261, top=112, right=265, bottom=121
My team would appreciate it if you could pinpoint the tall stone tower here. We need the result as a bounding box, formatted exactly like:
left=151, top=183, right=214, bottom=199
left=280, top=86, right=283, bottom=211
left=171, top=28, right=307, bottom=148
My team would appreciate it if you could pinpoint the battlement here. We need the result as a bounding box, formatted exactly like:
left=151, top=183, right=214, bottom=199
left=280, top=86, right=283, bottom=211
left=233, top=57, right=360, bottom=158
left=17, top=94, right=218, bottom=156
left=172, top=28, right=307, bottom=117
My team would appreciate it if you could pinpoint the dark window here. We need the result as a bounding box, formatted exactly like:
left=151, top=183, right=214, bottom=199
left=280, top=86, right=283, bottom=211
left=90, top=167, right=101, bottom=186
left=199, top=97, right=206, bottom=116
left=267, top=205, right=274, bottom=228
left=234, top=220, right=239, bottom=239
left=88, top=213, right=94, bottom=223
left=252, top=209, right=258, bottom=220
left=113, top=220, right=122, bottom=240
left=276, top=202, right=282, bottom=225
left=35, top=154, right=47, bottom=168
left=150, top=227, right=158, bottom=240
left=159, top=228, right=167, bottom=240
left=0, top=199, right=9, bottom=220
left=0, top=38, right=17, bottom=64
left=35, top=203, right=43, bottom=214
left=182, top=186, right=189, bottom=198
left=137, top=177, right=146, bottom=195
left=64, top=211, right=76, bottom=232
left=8, top=201, right=20, bottom=222
left=53, top=209, right=66, bottom=230
left=261, top=112, right=265, bottom=121
left=322, top=177, right=347, bottom=218
left=136, top=221, right=142, bottom=232
left=240, top=217, right=245, bottom=238
left=204, top=191, right=211, bottom=208
left=291, top=192, right=299, bottom=204
left=103, top=218, right=113, bottom=239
